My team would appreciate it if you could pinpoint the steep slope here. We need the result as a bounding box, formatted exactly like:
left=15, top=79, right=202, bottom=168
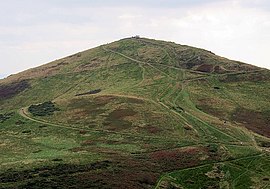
left=0, top=37, right=270, bottom=189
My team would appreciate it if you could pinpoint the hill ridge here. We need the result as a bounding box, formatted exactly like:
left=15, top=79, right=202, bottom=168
left=1, top=37, right=264, bottom=84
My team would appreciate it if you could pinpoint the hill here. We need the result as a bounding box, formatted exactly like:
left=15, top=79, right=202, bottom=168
left=0, top=37, right=270, bottom=188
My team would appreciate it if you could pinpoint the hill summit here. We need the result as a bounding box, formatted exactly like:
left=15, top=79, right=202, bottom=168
left=0, top=37, right=270, bottom=189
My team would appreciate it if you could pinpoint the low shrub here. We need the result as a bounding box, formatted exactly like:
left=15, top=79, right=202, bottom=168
left=0, top=112, right=14, bottom=123
left=29, top=101, right=59, bottom=116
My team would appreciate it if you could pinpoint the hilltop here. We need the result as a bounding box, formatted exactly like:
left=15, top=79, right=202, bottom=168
left=0, top=37, right=270, bottom=188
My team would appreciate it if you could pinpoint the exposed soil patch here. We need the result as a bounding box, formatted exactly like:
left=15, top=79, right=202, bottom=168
left=232, top=108, right=270, bottom=137
left=0, top=80, right=30, bottom=100
left=196, top=64, right=214, bottom=73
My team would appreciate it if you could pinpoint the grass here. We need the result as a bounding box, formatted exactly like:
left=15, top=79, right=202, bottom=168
left=157, top=154, right=270, bottom=189
left=0, top=37, right=270, bottom=188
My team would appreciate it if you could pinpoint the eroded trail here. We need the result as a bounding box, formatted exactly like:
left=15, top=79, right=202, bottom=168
left=19, top=108, right=93, bottom=132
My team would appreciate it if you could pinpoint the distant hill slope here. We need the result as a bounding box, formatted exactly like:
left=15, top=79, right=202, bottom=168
left=0, top=37, right=261, bottom=84
left=0, top=37, right=270, bottom=189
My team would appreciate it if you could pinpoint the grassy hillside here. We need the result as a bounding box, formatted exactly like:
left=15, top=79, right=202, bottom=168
left=0, top=37, right=270, bottom=188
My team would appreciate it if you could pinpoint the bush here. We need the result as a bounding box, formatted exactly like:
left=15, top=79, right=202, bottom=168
left=28, top=101, right=59, bottom=116
left=0, top=112, right=14, bottom=123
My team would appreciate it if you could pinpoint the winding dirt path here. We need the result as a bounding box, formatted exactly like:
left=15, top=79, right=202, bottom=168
left=19, top=108, right=96, bottom=132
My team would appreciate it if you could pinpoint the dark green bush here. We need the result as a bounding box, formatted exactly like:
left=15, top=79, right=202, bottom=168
left=0, top=112, right=14, bottom=123
left=29, top=101, right=59, bottom=116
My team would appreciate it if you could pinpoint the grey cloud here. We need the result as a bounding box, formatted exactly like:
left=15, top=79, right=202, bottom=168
left=0, top=0, right=217, bottom=26
left=37, top=0, right=218, bottom=8
left=238, top=0, right=270, bottom=12
left=0, top=1, right=94, bottom=27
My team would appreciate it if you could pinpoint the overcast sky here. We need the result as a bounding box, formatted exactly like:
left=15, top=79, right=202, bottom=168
left=0, top=0, right=270, bottom=79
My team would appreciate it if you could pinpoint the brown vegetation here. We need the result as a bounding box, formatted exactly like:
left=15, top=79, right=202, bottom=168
left=103, top=108, right=137, bottom=131
left=232, top=108, right=270, bottom=137
left=0, top=80, right=30, bottom=100
left=196, top=64, right=214, bottom=73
